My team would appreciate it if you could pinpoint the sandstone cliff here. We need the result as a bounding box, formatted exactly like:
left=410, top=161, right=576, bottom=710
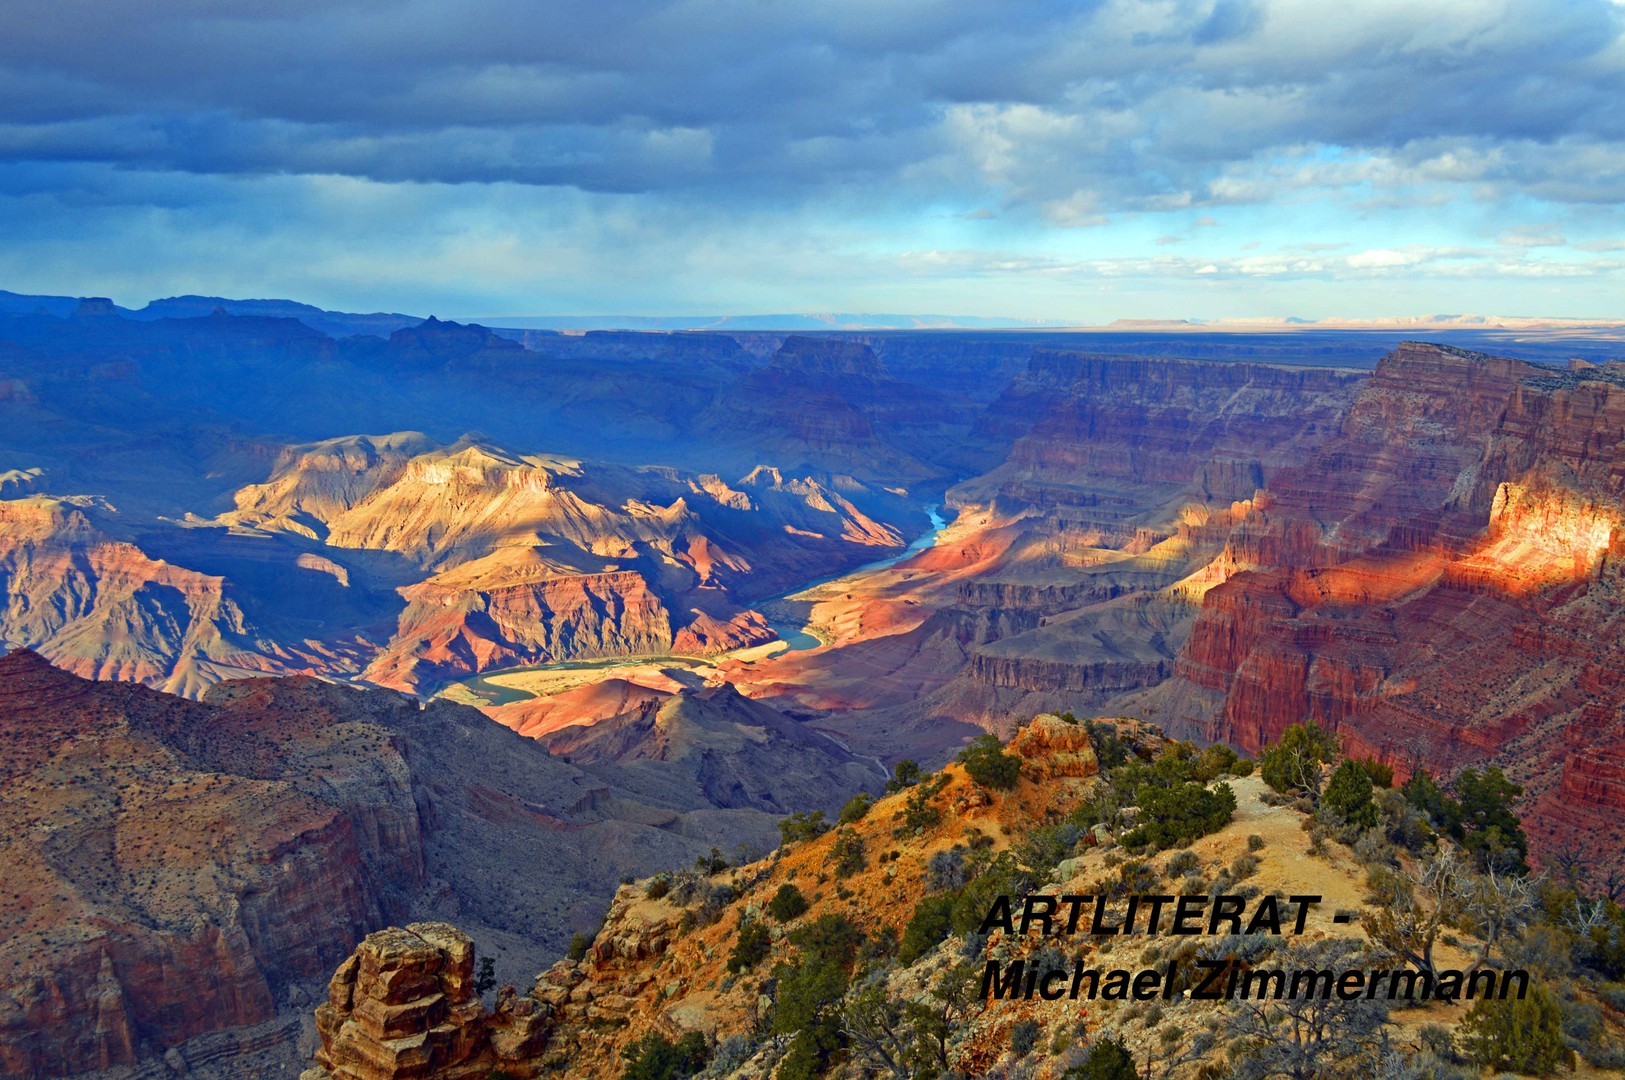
left=1134, top=344, right=1625, bottom=871
left=0, top=653, right=856, bottom=1078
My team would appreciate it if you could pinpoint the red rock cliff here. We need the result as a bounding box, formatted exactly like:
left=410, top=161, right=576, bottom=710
left=1153, top=343, right=1625, bottom=871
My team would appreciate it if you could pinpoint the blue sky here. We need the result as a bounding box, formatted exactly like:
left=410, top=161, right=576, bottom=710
left=1, top=0, right=1622, bottom=321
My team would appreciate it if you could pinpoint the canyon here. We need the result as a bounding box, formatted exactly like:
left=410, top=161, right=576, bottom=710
left=0, top=650, right=880, bottom=1078
left=4, top=292, right=1625, bottom=1075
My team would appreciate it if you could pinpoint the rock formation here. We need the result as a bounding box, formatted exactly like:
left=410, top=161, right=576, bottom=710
left=0, top=650, right=872, bottom=1077
left=304, top=923, right=547, bottom=1080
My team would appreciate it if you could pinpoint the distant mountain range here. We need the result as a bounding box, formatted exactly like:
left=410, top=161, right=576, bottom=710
left=461, top=312, right=1072, bottom=330
left=9, top=286, right=1620, bottom=336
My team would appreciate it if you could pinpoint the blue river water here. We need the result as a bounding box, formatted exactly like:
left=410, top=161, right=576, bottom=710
left=763, top=504, right=947, bottom=651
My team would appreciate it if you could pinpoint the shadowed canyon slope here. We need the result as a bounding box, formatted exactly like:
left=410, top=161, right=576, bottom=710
left=0, top=650, right=880, bottom=1078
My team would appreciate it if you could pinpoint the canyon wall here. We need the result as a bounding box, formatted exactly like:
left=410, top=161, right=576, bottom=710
left=1140, top=345, right=1625, bottom=867
left=0, top=650, right=876, bottom=1078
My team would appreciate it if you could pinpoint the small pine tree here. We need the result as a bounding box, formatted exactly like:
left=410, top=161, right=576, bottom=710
left=766, top=883, right=809, bottom=922
left=473, top=956, right=497, bottom=997
left=1458, top=983, right=1574, bottom=1075
left=726, top=919, right=772, bottom=973
left=1258, top=721, right=1338, bottom=801
left=779, top=810, right=829, bottom=846
left=831, top=827, right=866, bottom=878
left=957, top=734, right=1022, bottom=790
left=1323, top=760, right=1379, bottom=828
left=1064, top=1036, right=1141, bottom=1079
left=620, top=1030, right=709, bottom=1080
left=694, top=846, right=728, bottom=874
left=885, top=759, right=922, bottom=792
left=898, top=893, right=956, bottom=964
left=838, top=792, right=873, bottom=824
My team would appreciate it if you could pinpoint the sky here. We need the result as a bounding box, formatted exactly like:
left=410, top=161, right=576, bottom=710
left=0, top=0, right=1622, bottom=322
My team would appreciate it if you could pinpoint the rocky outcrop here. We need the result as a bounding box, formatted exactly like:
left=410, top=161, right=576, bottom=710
left=304, top=923, right=548, bottom=1080
left=297, top=718, right=1146, bottom=1079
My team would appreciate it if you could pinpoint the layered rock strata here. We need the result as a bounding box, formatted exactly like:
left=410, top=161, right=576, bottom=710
left=304, top=923, right=546, bottom=1080
left=1136, top=345, right=1625, bottom=870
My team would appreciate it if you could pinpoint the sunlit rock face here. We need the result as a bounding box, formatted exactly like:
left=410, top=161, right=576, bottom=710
left=0, top=426, right=920, bottom=699
left=789, top=352, right=1366, bottom=739
left=1142, top=343, right=1625, bottom=870
left=0, top=497, right=349, bottom=697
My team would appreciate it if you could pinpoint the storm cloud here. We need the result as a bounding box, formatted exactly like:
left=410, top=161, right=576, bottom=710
left=0, top=0, right=1621, bottom=318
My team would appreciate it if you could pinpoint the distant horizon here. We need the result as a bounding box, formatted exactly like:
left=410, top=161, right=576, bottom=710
left=4, top=285, right=1624, bottom=335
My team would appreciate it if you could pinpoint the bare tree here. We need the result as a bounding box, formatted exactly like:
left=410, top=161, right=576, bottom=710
left=1226, top=938, right=1394, bottom=1080
left=841, top=981, right=911, bottom=1079
left=1364, top=845, right=1473, bottom=977
left=1460, top=865, right=1538, bottom=974
left=903, top=962, right=980, bottom=1077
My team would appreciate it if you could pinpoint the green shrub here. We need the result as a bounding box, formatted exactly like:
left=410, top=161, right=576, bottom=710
left=1458, top=983, right=1574, bottom=1075
left=899, top=893, right=956, bottom=964
left=957, top=733, right=1022, bottom=790
left=567, top=932, right=592, bottom=962
left=1192, top=743, right=1240, bottom=781
left=1120, top=781, right=1236, bottom=849
left=1258, top=722, right=1338, bottom=800
left=1323, top=760, right=1379, bottom=829
left=1063, top=1036, right=1140, bottom=1078
left=884, top=759, right=922, bottom=792
left=1165, top=849, right=1200, bottom=877
left=1085, top=721, right=1131, bottom=769
left=1453, top=766, right=1529, bottom=872
left=766, top=883, right=809, bottom=922
left=838, top=792, right=873, bottom=825
left=895, top=774, right=948, bottom=835
left=831, top=827, right=866, bottom=878
left=772, top=915, right=866, bottom=1079
left=645, top=873, right=672, bottom=900
left=620, top=1030, right=709, bottom=1080
left=789, top=912, right=865, bottom=964
left=726, top=919, right=771, bottom=973
left=950, top=851, right=1031, bottom=933
left=1011, top=1018, right=1041, bottom=1057
left=779, top=810, right=829, bottom=846
left=1353, top=756, right=1394, bottom=788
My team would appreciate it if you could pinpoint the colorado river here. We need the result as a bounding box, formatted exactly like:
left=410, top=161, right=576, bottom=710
left=761, top=504, right=946, bottom=649
left=437, top=504, right=949, bottom=706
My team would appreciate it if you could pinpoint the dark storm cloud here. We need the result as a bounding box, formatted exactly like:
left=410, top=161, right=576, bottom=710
left=0, top=0, right=1618, bottom=213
